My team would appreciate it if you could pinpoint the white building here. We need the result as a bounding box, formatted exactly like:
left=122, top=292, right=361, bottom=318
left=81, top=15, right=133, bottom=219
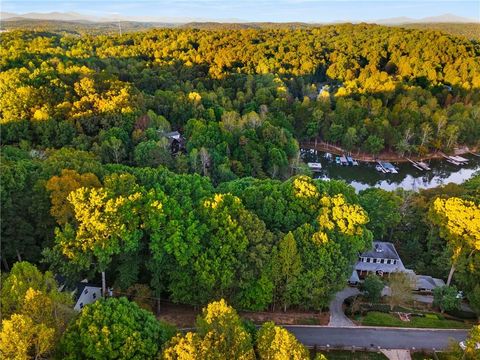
left=73, top=282, right=102, bottom=311
left=349, top=241, right=445, bottom=293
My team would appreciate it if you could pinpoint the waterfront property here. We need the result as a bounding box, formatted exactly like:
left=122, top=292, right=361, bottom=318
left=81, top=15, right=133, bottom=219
left=354, top=242, right=405, bottom=278
left=349, top=242, right=445, bottom=293
left=301, top=149, right=480, bottom=192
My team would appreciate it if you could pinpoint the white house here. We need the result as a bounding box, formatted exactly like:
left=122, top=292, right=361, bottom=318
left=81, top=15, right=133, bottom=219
left=350, top=241, right=445, bottom=293
left=73, top=282, right=102, bottom=311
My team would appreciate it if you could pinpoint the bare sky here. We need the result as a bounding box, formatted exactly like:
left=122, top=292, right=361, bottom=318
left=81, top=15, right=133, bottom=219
left=3, top=0, right=480, bottom=22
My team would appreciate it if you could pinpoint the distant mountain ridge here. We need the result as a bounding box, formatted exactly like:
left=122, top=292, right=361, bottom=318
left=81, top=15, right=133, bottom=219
left=1, top=11, right=478, bottom=24
left=372, top=13, right=478, bottom=24
left=0, top=11, right=245, bottom=24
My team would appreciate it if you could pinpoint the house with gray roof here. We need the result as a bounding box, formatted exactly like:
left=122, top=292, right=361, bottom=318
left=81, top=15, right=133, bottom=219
left=349, top=241, right=445, bottom=293
left=159, top=131, right=186, bottom=154
left=355, top=241, right=405, bottom=278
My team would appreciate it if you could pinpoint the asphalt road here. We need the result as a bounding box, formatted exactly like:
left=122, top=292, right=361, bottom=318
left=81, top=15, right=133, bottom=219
left=283, top=326, right=468, bottom=350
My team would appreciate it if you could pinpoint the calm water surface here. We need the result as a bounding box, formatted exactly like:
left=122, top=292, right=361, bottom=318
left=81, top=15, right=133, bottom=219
left=301, top=150, right=480, bottom=192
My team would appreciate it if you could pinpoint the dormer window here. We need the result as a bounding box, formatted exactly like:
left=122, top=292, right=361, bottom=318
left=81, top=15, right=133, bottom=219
left=84, top=288, right=89, bottom=294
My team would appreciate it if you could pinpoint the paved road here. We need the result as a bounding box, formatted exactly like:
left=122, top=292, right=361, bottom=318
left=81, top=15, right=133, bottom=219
left=328, top=287, right=361, bottom=326
left=283, top=326, right=468, bottom=350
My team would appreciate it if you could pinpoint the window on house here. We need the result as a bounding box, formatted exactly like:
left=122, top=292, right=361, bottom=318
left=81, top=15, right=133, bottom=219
left=393, top=260, right=397, bottom=265
left=84, top=289, right=88, bottom=294
left=80, top=303, right=84, bottom=309
left=93, top=293, right=96, bottom=299
left=366, top=258, right=371, bottom=263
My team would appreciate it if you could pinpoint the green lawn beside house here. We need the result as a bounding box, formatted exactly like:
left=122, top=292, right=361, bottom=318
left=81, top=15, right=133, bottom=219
left=360, top=311, right=470, bottom=329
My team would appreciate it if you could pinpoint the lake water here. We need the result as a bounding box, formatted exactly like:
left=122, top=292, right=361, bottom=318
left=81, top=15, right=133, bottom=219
left=301, top=150, right=480, bottom=192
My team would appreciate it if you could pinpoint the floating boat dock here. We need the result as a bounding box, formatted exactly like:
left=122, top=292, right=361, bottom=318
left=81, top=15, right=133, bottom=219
left=407, top=158, right=431, bottom=171
left=307, top=162, right=322, bottom=171
left=334, top=154, right=359, bottom=166
left=441, top=154, right=469, bottom=166
left=377, top=161, right=398, bottom=174
left=382, top=162, right=398, bottom=174
left=417, top=161, right=431, bottom=171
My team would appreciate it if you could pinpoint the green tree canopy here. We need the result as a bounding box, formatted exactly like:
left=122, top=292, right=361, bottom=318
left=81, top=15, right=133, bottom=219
left=58, top=297, right=174, bottom=360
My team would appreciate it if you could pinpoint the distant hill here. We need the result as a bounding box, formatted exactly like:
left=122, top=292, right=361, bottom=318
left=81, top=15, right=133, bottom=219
left=0, top=19, right=173, bottom=35
left=0, top=11, right=244, bottom=24
left=400, top=22, right=480, bottom=40
left=373, top=13, right=478, bottom=24
left=181, top=22, right=312, bottom=30
left=1, top=11, right=97, bottom=22
left=2, top=14, right=479, bottom=40
left=2, top=11, right=477, bottom=25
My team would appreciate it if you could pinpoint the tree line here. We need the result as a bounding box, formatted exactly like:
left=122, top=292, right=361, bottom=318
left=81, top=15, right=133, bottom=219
left=1, top=25, right=480, bottom=182
left=0, top=261, right=319, bottom=359
left=2, top=145, right=479, bottom=315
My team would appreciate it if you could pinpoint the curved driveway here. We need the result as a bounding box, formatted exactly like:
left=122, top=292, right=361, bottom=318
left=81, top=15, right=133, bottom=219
left=328, top=287, right=360, bottom=326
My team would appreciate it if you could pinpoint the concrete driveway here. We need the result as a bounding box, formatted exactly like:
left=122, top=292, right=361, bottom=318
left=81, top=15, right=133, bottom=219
left=328, top=287, right=361, bottom=326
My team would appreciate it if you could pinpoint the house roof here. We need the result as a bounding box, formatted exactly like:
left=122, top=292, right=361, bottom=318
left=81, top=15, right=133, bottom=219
left=360, top=241, right=401, bottom=260
left=163, top=131, right=181, bottom=140
left=349, top=270, right=360, bottom=283
left=355, top=261, right=406, bottom=273
left=74, top=282, right=101, bottom=303
left=415, top=275, right=445, bottom=291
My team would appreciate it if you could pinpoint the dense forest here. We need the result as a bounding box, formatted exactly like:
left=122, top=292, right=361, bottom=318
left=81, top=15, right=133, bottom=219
left=1, top=24, right=480, bottom=181
left=403, top=22, right=480, bottom=41
left=1, top=23, right=480, bottom=359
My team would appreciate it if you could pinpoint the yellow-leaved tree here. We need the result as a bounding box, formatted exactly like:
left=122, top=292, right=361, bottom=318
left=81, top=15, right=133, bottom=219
left=429, top=197, right=480, bottom=285
left=52, top=174, right=148, bottom=295
left=256, top=322, right=309, bottom=360
left=0, top=314, right=55, bottom=360
left=0, top=262, right=73, bottom=360
left=315, top=194, right=370, bottom=245
left=163, top=299, right=254, bottom=360
left=46, top=169, right=101, bottom=226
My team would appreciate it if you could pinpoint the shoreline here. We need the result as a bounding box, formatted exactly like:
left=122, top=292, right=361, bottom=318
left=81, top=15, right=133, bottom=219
left=300, top=141, right=479, bottom=164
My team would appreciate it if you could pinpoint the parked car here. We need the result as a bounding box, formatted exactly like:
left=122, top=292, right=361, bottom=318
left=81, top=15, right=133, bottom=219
left=459, top=341, right=480, bottom=351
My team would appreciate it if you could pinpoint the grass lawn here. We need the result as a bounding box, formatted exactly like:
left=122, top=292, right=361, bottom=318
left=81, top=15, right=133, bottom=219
left=316, top=350, right=388, bottom=359
left=412, top=352, right=463, bottom=360
left=360, top=311, right=470, bottom=329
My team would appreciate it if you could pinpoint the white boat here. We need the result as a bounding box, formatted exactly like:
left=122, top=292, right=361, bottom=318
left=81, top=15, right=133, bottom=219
left=307, top=162, right=322, bottom=171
